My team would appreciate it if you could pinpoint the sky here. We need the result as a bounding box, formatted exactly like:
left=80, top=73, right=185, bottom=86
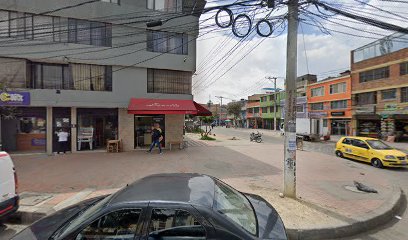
left=192, top=0, right=408, bottom=104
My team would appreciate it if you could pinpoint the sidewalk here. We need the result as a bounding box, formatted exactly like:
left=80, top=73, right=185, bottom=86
left=8, top=141, right=404, bottom=239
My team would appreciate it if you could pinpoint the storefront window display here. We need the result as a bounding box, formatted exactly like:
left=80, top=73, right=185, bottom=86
left=357, top=120, right=380, bottom=138
left=77, top=108, right=118, bottom=150
left=1, top=107, right=46, bottom=152
left=134, top=115, right=165, bottom=149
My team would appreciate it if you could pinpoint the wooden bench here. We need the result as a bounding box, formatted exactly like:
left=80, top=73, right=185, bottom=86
left=107, top=139, right=121, bottom=153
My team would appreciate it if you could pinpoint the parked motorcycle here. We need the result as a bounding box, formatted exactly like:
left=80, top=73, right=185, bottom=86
left=250, top=131, right=263, bottom=143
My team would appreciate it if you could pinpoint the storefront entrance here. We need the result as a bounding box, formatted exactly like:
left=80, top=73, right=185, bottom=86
left=134, top=115, right=165, bottom=149
left=1, top=107, right=46, bottom=153
left=77, top=108, right=118, bottom=151
left=331, top=119, right=350, bottom=136
left=52, top=107, right=71, bottom=153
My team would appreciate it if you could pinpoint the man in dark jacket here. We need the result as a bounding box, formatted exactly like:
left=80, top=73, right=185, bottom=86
left=147, top=124, right=163, bottom=154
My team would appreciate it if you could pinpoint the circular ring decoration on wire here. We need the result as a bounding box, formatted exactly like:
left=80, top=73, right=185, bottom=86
left=215, top=8, right=234, bottom=29
left=256, top=19, right=273, bottom=37
left=232, top=14, right=252, bottom=38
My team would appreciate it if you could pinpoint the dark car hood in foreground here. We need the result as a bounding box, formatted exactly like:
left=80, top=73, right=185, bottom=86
left=244, top=193, right=287, bottom=240
left=12, top=196, right=105, bottom=240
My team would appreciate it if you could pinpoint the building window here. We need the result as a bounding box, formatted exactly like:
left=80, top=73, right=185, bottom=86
left=0, top=10, right=111, bottom=47
left=355, top=92, right=376, bottom=105
left=254, top=107, right=259, bottom=113
left=68, top=19, right=112, bottom=47
left=296, top=105, right=304, bottom=112
left=359, top=67, right=389, bottom=83
left=330, top=82, right=346, bottom=94
left=311, top=87, right=324, bottom=97
left=401, top=87, right=408, bottom=103
left=147, top=69, right=192, bottom=94
left=147, top=31, right=188, bottom=55
left=331, top=100, right=347, bottom=109
left=101, top=0, right=120, bottom=4
left=311, top=103, right=324, bottom=111
left=323, top=119, right=328, bottom=127
left=269, top=106, right=275, bottom=113
left=262, top=107, right=268, bottom=113
left=147, top=0, right=183, bottom=12
left=31, top=62, right=112, bottom=91
left=400, top=62, right=408, bottom=76
left=381, top=89, right=396, bottom=100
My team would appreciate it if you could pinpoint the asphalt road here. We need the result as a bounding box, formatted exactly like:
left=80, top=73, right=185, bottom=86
left=212, top=127, right=408, bottom=240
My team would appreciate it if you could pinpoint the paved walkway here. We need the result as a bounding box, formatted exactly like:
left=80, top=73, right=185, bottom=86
left=5, top=134, right=403, bottom=239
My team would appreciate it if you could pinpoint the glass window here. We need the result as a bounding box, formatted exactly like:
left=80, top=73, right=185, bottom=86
left=366, top=140, right=393, bottom=150
left=31, top=63, right=70, bottom=90
left=330, top=82, right=346, bottom=94
left=323, top=119, right=328, bottom=127
left=351, top=139, right=369, bottom=149
left=25, top=13, right=34, bottom=39
left=0, top=10, right=9, bottom=37
left=400, top=62, right=408, bottom=76
left=311, top=87, right=324, bottom=97
left=101, top=0, right=120, bottom=4
left=356, top=92, right=376, bottom=105
left=381, top=89, right=396, bottom=100
left=148, top=209, right=205, bottom=240
left=31, top=63, right=111, bottom=91
left=401, top=87, right=408, bottom=103
left=359, top=67, right=389, bottom=83
left=147, top=69, right=192, bottom=94
left=296, top=105, right=304, bottom=112
left=147, top=0, right=183, bottom=13
left=269, top=106, right=275, bottom=113
left=214, top=181, right=257, bottom=235
left=147, top=31, right=188, bottom=55
left=261, top=107, right=268, bottom=113
left=33, top=15, right=54, bottom=42
left=331, top=100, right=347, bottom=109
left=76, top=20, right=91, bottom=45
left=76, top=209, right=141, bottom=240
left=342, top=138, right=351, bottom=145
left=253, top=107, right=259, bottom=113
left=311, top=103, right=324, bottom=111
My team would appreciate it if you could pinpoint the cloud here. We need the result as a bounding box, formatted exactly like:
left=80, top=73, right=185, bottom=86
left=193, top=0, right=408, bottom=104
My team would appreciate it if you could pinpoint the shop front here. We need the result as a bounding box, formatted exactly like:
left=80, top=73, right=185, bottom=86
left=127, top=98, right=211, bottom=150
left=356, top=116, right=381, bottom=138
left=1, top=107, right=46, bottom=153
left=330, top=119, right=351, bottom=136
left=76, top=108, right=118, bottom=151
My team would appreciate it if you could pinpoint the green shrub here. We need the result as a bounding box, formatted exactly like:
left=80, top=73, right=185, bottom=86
left=200, top=135, right=216, bottom=141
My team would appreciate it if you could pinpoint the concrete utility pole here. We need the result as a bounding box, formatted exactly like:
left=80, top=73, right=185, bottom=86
left=215, top=96, right=224, bottom=126
left=283, top=0, right=299, bottom=198
left=266, top=77, right=278, bottom=131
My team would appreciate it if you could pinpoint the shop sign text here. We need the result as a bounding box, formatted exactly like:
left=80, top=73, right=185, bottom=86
left=0, top=91, right=30, bottom=106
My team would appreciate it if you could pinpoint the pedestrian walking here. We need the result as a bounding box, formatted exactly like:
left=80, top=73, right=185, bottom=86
left=56, top=128, right=69, bottom=154
left=147, top=123, right=163, bottom=154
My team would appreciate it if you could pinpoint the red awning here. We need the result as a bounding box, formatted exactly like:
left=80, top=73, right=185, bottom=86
left=128, top=98, right=212, bottom=116
left=193, top=102, right=212, bottom=116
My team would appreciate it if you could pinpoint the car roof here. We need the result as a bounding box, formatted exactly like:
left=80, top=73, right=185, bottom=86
left=342, top=136, right=378, bottom=141
left=108, top=173, right=216, bottom=208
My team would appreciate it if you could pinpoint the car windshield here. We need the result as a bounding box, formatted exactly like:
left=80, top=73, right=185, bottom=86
left=366, top=140, right=393, bottom=150
left=213, top=180, right=257, bottom=235
left=54, top=194, right=113, bottom=239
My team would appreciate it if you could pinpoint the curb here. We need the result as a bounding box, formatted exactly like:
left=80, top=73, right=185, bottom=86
left=286, top=188, right=404, bottom=240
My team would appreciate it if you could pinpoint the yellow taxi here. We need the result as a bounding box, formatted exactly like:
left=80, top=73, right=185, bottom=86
left=335, top=136, right=408, bottom=168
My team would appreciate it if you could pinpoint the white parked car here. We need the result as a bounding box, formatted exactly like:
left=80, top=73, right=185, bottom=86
left=0, top=152, right=19, bottom=221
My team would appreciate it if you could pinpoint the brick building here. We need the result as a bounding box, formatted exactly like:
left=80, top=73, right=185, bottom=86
left=307, top=72, right=352, bottom=136
left=246, top=94, right=263, bottom=128
left=351, top=32, right=408, bottom=141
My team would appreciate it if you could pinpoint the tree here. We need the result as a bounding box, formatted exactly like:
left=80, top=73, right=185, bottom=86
left=199, top=115, right=215, bottom=138
left=227, top=101, right=242, bottom=125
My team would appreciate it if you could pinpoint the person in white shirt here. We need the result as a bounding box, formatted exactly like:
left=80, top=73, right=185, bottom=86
left=56, top=128, right=69, bottom=154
